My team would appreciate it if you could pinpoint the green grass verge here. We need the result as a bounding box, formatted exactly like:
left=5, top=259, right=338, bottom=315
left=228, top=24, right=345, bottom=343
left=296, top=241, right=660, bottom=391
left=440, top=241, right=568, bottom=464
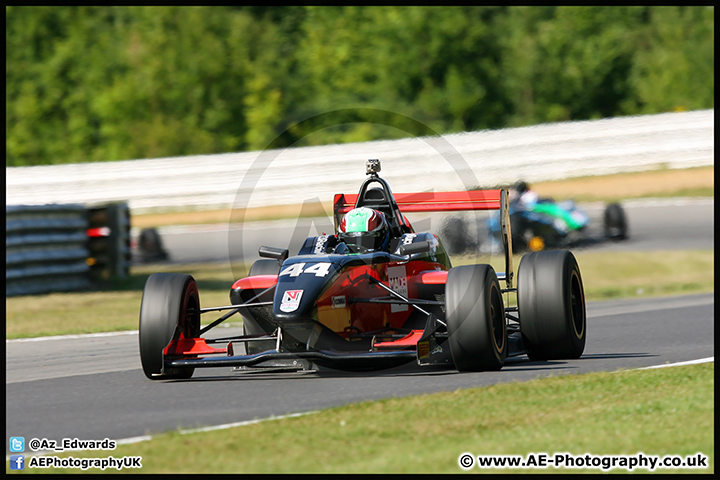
left=5, top=250, right=713, bottom=339
left=477, top=249, right=715, bottom=301
left=11, top=363, right=713, bottom=474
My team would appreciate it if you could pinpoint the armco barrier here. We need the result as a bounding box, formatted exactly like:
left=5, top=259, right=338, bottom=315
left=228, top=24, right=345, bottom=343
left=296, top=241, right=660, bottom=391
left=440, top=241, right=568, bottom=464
left=6, top=202, right=131, bottom=297
left=5, top=109, right=714, bottom=214
left=6, top=204, right=91, bottom=296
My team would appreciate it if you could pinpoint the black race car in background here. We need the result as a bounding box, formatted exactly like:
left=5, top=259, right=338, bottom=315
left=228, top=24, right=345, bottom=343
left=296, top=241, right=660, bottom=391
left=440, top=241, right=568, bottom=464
left=139, top=159, right=586, bottom=378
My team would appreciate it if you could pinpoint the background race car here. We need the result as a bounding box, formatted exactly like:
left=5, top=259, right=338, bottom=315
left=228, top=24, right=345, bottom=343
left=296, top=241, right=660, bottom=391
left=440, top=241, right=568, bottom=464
left=488, top=197, right=629, bottom=252
left=441, top=193, right=629, bottom=254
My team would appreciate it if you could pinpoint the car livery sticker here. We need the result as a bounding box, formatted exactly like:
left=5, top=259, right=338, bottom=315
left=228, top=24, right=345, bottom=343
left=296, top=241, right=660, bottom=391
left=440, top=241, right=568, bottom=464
left=332, top=295, right=346, bottom=309
left=387, top=265, right=408, bottom=312
left=401, top=234, right=417, bottom=245
left=280, top=290, right=303, bottom=312
left=418, top=341, right=430, bottom=359
left=314, top=235, right=329, bottom=254
left=394, top=233, right=418, bottom=254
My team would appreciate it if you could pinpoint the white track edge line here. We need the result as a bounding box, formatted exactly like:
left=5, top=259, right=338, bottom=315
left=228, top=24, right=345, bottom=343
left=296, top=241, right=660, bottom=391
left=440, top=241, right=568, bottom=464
left=634, top=357, right=714, bottom=370
left=7, top=331, right=139, bottom=343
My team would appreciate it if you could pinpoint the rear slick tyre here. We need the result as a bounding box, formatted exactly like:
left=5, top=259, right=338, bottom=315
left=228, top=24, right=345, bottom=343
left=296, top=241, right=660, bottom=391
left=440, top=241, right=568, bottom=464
left=517, top=250, right=586, bottom=360
left=604, top=203, right=628, bottom=240
left=139, top=273, right=200, bottom=380
left=445, top=264, right=507, bottom=372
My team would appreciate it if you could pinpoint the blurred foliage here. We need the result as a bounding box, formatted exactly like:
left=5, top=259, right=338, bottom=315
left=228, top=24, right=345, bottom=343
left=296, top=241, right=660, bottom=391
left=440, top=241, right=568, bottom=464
left=6, top=6, right=714, bottom=166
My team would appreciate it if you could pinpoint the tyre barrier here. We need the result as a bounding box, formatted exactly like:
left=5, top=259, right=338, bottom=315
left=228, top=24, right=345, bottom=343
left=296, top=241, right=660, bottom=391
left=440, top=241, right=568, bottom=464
left=6, top=202, right=131, bottom=296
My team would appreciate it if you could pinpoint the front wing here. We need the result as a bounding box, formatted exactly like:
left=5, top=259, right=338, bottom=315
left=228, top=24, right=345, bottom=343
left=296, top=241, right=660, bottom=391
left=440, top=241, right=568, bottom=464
left=161, top=268, right=527, bottom=373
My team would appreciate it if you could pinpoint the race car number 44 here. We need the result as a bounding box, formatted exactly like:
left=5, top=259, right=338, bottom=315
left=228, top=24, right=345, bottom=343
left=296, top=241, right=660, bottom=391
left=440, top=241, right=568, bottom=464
left=280, top=262, right=332, bottom=277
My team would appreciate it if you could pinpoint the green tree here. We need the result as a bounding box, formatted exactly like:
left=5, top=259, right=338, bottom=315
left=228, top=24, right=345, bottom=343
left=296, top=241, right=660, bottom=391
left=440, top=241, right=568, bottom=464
left=626, top=6, right=714, bottom=114
left=89, top=6, right=249, bottom=161
left=499, top=6, right=645, bottom=125
left=5, top=6, right=715, bottom=167
left=238, top=7, right=306, bottom=150
left=289, top=6, right=508, bottom=146
left=7, top=6, right=253, bottom=165
left=7, top=6, right=114, bottom=164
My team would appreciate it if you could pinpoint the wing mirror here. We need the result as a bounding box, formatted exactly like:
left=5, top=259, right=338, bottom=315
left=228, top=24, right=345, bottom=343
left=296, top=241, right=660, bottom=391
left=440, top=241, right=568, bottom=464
left=398, top=240, right=431, bottom=256
left=259, top=246, right=289, bottom=265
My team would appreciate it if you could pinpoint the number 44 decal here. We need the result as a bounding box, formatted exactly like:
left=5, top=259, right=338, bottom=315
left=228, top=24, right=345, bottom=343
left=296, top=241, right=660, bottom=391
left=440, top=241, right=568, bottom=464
left=280, top=262, right=332, bottom=277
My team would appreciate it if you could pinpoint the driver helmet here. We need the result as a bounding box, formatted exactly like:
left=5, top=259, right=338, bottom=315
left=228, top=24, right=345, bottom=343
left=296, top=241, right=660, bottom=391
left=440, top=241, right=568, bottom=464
left=513, top=180, right=529, bottom=195
left=511, top=180, right=539, bottom=208
left=338, top=207, right=390, bottom=252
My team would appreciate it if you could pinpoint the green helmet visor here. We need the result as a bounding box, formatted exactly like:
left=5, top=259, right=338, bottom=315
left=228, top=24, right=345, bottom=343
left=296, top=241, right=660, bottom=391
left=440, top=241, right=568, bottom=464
left=344, top=208, right=377, bottom=233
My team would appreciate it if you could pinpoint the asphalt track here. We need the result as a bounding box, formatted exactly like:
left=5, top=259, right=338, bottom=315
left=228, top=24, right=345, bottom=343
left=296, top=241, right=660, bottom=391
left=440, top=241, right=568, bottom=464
left=5, top=293, right=714, bottom=451
left=6, top=199, right=715, bottom=452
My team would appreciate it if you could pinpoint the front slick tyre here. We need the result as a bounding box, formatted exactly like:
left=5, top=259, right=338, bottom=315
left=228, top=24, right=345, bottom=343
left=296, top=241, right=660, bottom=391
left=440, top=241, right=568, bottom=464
left=445, top=264, right=506, bottom=372
left=518, top=250, right=586, bottom=360
left=139, top=273, right=200, bottom=380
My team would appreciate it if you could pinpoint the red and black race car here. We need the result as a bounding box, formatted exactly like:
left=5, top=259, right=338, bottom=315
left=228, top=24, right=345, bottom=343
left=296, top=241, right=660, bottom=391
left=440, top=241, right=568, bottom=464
left=139, top=159, right=586, bottom=379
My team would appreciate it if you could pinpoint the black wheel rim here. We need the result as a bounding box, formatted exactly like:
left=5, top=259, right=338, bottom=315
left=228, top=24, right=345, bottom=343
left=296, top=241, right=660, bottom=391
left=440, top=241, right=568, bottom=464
left=182, top=288, right=200, bottom=338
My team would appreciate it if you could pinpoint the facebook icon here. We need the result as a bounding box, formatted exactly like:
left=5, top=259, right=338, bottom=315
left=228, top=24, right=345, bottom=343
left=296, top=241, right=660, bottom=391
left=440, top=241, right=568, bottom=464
left=10, top=455, right=25, bottom=470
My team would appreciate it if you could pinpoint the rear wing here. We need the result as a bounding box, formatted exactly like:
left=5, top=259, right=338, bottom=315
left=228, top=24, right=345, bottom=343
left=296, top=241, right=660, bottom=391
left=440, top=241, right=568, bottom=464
left=333, top=190, right=502, bottom=215
left=333, top=189, right=515, bottom=287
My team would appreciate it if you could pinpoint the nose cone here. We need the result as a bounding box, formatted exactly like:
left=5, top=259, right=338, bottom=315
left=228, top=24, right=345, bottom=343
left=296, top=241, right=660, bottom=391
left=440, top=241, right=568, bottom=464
left=272, top=259, right=341, bottom=321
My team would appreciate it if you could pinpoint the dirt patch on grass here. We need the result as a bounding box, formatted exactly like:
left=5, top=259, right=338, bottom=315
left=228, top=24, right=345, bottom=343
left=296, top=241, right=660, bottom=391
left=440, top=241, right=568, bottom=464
left=531, top=166, right=714, bottom=202
left=133, top=203, right=329, bottom=229
left=132, top=166, right=713, bottom=228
